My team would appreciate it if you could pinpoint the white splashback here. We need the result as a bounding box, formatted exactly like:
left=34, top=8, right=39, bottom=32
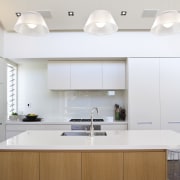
left=18, top=62, right=126, bottom=121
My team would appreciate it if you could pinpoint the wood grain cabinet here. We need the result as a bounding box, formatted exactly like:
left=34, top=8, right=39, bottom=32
left=124, top=151, right=167, bottom=180
left=0, top=152, right=39, bottom=180
left=82, top=152, right=123, bottom=180
left=40, top=152, right=81, bottom=180
left=0, top=151, right=167, bottom=180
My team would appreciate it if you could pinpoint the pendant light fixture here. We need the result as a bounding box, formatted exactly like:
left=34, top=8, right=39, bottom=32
left=84, top=10, right=118, bottom=35
left=14, top=11, right=49, bottom=36
left=151, top=10, right=180, bottom=35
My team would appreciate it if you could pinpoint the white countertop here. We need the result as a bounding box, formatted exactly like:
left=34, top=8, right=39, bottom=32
left=6, top=120, right=127, bottom=125
left=0, top=130, right=180, bottom=150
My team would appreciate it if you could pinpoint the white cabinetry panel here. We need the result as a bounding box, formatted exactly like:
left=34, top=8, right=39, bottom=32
left=48, top=61, right=126, bottom=90
left=6, top=124, right=71, bottom=139
left=48, top=62, right=70, bottom=89
left=160, top=58, right=180, bottom=132
left=0, top=59, right=6, bottom=142
left=101, top=124, right=127, bottom=130
left=102, top=62, right=125, bottom=89
left=128, top=58, right=160, bottom=130
left=71, top=62, right=102, bottom=89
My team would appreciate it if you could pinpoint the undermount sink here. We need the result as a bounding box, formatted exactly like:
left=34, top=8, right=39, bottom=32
left=61, top=131, right=107, bottom=136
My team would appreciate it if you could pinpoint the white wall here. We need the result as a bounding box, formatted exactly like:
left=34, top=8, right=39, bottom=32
left=3, top=31, right=180, bottom=59
left=18, top=62, right=126, bottom=121
left=0, top=26, right=4, bottom=57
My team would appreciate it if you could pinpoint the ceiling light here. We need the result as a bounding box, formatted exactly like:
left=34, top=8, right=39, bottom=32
left=83, top=10, right=118, bottom=35
left=16, top=12, right=21, bottom=17
left=68, top=11, right=74, bottom=16
left=121, top=11, right=127, bottom=16
left=14, top=11, right=49, bottom=36
left=151, top=10, right=180, bottom=35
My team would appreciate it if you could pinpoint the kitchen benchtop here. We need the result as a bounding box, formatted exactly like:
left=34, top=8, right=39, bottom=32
left=0, top=130, right=180, bottom=150
left=6, top=120, right=128, bottom=125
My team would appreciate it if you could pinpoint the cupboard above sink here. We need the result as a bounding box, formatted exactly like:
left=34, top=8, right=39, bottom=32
left=48, top=60, right=126, bottom=90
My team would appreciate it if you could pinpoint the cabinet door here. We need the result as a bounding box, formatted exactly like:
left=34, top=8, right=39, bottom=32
left=124, top=151, right=167, bottom=180
left=0, top=59, right=6, bottom=141
left=40, top=152, right=81, bottom=180
left=48, top=62, right=70, bottom=89
left=0, top=152, right=39, bottom=180
left=128, top=58, right=160, bottom=130
left=0, top=123, right=5, bottom=141
left=82, top=152, right=123, bottom=180
left=102, top=62, right=125, bottom=89
left=71, top=62, right=102, bottom=89
left=160, top=58, right=180, bottom=132
left=101, top=124, right=128, bottom=130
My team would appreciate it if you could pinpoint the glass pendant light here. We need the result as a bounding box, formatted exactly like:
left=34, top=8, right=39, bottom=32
left=84, top=10, right=118, bottom=35
left=14, top=11, right=49, bottom=36
left=151, top=10, right=180, bottom=35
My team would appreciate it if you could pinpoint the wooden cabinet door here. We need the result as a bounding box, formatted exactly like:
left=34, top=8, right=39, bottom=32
left=124, top=151, right=167, bottom=180
left=0, top=152, right=39, bottom=180
left=82, top=152, right=123, bottom=180
left=40, top=152, right=81, bottom=180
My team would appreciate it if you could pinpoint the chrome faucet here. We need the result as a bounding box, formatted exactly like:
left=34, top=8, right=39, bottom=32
left=90, top=107, right=98, bottom=137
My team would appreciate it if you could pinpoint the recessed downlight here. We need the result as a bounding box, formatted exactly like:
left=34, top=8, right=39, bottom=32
left=68, top=11, right=74, bottom=16
left=16, top=12, right=21, bottom=17
left=121, top=11, right=127, bottom=16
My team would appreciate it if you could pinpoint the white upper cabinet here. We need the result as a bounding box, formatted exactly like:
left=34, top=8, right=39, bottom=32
left=48, top=62, right=70, bottom=90
left=128, top=58, right=161, bottom=130
left=102, top=62, right=125, bottom=89
left=71, top=62, right=102, bottom=89
left=160, top=58, right=180, bottom=132
left=48, top=61, right=126, bottom=90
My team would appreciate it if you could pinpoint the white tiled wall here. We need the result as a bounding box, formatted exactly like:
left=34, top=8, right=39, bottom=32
left=18, top=62, right=126, bottom=121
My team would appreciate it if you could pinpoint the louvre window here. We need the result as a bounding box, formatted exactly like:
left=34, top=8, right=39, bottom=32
left=7, top=64, right=17, bottom=115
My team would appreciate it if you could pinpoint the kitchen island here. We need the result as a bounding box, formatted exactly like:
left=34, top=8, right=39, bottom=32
left=0, top=130, right=180, bottom=180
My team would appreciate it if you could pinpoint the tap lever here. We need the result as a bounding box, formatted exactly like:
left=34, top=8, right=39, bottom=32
left=90, top=107, right=98, bottom=137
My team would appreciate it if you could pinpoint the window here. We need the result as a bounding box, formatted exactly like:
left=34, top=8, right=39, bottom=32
left=7, top=64, right=17, bottom=116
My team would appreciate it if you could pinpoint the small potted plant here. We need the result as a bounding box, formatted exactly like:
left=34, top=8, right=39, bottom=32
left=9, top=112, right=18, bottom=121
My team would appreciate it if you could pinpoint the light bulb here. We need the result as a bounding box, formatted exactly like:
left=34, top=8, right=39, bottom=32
left=163, top=23, right=173, bottom=28
left=96, top=22, right=105, bottom=28
left=27, top=23, right=37, bottom=29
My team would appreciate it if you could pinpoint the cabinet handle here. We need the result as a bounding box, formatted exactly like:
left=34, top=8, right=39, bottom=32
left=0, top=123, right=2, bottom=125
left=137, top=122, right=152, bottom=125
left=168, top=122, right=180, bottom=124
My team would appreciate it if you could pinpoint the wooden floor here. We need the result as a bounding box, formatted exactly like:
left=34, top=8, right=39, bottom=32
left=168, top=160, right=180, bottom=180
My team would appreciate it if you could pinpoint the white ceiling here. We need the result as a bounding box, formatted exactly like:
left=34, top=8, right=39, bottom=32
left=0, top=0, right=180, bottom=32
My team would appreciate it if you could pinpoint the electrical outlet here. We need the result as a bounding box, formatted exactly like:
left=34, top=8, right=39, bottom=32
left=27, top=103, right=31, bottom=108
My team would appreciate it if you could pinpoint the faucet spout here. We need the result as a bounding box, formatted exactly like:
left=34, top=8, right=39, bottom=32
left=90, top=107, right=98, bottom=137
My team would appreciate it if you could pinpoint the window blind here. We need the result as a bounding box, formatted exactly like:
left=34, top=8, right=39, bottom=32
left=7, top=64, right=17, bottom=115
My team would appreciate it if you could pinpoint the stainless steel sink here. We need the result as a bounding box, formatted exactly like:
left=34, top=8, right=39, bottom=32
left=61, top=131, right=107, bottom=136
